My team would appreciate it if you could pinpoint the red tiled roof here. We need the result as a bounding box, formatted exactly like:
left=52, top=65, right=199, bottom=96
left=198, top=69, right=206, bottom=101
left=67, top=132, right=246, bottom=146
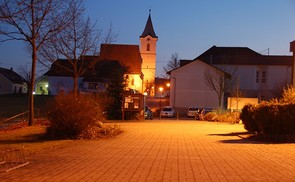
left=100, top=44, right=142, bottom=74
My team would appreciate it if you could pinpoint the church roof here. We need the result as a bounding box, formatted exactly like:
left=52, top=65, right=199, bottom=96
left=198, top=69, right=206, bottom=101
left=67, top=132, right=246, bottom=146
left=100, top=44, right=142, bottom=74
left=140, top=12, right=157, bottom=38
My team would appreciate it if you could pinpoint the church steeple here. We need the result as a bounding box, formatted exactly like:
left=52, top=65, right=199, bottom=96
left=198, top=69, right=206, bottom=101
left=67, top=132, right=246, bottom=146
left=140, top=10, right=158, bottom=96
left=140, top=10, right=158, bottom=38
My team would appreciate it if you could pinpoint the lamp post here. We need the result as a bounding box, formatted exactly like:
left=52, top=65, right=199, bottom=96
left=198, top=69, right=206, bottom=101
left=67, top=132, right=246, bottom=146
left=143, top=92, right=147, bottom=120
left=159, top=87, right=163, bottom=119
left=159, top=87, right=163, bottom=110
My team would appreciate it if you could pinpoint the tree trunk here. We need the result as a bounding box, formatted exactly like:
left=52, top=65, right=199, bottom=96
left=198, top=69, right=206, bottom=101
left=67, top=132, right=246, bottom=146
left=73, top=75, right=78, bottom=95
left=28, top=45, right=37, bottom=126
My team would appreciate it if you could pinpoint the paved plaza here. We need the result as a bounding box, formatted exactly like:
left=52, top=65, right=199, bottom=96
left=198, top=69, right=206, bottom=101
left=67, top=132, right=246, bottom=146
left=1, top=120, right=295, bottom=181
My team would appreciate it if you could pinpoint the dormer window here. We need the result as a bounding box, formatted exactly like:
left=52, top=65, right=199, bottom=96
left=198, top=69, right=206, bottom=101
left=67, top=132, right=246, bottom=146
left=146, top=43, right=150, bottom=51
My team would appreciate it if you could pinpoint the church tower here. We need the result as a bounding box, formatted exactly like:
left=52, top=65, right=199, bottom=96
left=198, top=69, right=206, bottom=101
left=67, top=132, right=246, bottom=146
left=140, top=10, right=158, bottom=96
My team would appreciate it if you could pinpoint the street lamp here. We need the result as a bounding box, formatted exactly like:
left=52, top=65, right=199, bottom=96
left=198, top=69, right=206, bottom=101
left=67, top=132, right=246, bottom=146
left=159, top=87, right=163, bottom=111
left=143, top=92, right=147, bottom=120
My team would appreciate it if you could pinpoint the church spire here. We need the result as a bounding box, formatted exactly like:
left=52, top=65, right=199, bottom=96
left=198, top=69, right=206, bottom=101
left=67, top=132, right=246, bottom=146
left=140, top=10, right=157, bottom=38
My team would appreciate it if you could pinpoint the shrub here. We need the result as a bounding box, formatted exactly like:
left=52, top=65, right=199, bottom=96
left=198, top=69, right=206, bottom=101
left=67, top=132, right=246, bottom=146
left=254, top=103, right=295, bottom=135
left=204, top=112, right=217, bottom=121
left=78, top=123, right=124, bottom=139
left=46, top=93, right=105, bottom=139
left=239, top=86, right=295, bottom=141
left=204, top=110, right=240, bottom=123
left=240, top=104, right=260, bottom=133
left=280, top=85, right=295, bottom=104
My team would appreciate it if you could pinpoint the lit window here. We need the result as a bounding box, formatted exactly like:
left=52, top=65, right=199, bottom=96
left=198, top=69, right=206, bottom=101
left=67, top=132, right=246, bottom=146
left=146, top=43, right=150, bottom=51
left=88, top=83, right=98, bottom=89
left=256, top=71, right=259, bottom=83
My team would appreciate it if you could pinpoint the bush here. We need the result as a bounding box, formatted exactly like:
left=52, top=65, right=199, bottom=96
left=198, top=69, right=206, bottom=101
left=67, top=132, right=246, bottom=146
left=240, top=104, right=260, bottom=133
left=46, top=93, right=105, bottom=139
left=204, top=110, right=240, bottom=123
left=254, top=103, right=295, bottom=135
left=204, top=112, right=217, bottom=121
left=240, top=86, right=295, bottom=139
left=79, top=123, right=123, bottom=139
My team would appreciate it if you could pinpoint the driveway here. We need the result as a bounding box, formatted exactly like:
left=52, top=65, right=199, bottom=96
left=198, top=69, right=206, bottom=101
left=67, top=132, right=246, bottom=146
left=1, top=120, right=295, bottom=181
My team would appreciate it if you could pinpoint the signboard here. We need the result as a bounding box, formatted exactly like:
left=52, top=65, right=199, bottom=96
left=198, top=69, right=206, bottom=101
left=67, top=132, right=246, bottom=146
left=123, top=94, right=143, bottom=111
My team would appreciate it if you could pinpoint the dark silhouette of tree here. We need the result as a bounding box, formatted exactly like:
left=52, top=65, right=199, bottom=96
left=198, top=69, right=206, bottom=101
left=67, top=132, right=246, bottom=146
left=163, top=53, right=180, bottom=76
left=39, top=0, right=118, bottom=95
left=104, top=62, right=127, bottom=120
left=0, top=0, right=72, bottom=125
left=204, top=67, right=229, bottom=108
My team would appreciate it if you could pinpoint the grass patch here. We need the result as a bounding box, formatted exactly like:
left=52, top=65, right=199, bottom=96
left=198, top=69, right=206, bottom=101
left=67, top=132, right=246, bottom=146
left=0, top=125, right=73, bottom=156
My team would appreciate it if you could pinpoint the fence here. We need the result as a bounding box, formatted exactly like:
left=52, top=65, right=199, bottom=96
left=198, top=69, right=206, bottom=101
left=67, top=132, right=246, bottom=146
left=0, top=111, right=28, bottom=130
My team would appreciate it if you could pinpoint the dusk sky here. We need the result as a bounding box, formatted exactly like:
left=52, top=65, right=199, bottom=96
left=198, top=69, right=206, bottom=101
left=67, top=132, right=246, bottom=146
left=0, top=0, right=295, bottom=76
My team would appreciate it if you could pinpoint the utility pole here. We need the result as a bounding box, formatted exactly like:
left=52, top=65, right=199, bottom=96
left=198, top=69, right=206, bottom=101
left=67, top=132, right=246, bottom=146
left=290, top=41, right=295, bottom=87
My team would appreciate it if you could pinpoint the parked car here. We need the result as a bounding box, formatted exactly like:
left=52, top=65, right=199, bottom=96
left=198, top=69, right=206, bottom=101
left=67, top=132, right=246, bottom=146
left=144, top=106, right=153, bottom=120
left=187, top=107, right=199, bottom=117
left=160, top=106, right=175, bottom=118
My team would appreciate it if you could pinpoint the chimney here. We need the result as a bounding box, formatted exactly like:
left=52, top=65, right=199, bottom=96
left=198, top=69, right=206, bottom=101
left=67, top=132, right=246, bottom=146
left=10, top=67, right=13, bottom=71
left=290, top=41, right=295, bottom=87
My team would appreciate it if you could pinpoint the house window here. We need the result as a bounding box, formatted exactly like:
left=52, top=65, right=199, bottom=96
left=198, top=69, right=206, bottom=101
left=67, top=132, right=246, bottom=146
left=79, top=83, right=83, bottom=89
left=256, top=71, right=259, bottom=83
left=146, top=43, right=150, bottom=51
left=88, top=83, right=98, bottom=90
left=262, top=71, right=266, bottom=83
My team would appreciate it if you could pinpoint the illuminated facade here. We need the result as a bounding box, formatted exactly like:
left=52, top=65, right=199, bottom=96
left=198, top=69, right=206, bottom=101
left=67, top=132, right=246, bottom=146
left=140, top=11, right=158, bottom=96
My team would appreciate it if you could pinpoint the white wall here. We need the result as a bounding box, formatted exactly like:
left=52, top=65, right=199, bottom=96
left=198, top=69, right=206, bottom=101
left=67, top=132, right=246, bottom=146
left=48, top=76, right=83, bottom=95
left=217, top=64, right=292, bottom=100
left=170, top=60, right=221, bottom=113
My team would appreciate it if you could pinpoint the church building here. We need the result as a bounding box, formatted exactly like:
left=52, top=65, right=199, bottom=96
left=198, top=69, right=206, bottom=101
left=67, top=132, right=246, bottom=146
left=35, top=11, right=158, bottom=95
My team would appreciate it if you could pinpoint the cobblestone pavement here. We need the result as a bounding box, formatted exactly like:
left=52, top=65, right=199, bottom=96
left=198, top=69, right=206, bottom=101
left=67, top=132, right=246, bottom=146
left=1, top=120, right=295, bottom=182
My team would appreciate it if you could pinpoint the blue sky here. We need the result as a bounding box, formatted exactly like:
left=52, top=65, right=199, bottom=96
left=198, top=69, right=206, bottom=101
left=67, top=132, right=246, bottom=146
left=0, top=0, right=295, bottom=76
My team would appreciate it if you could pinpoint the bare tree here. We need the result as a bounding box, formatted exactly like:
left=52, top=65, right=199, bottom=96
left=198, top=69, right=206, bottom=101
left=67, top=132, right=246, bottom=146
left=17, top=64, right=45, bottom=92
left=163, top=53, right=180, bottom=76
left=0, top=0, right=72, bottom=125
left=40, top=0, right=117, bottom=95
left=204, top=67, right=229, bottom=108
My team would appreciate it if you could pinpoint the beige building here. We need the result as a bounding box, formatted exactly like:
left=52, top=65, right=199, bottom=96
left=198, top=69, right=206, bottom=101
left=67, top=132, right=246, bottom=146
left=140, top=11, right=158, bottom=96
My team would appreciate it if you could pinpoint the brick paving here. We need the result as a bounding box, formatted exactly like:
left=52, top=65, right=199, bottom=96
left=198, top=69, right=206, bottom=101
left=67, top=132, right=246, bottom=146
left=0, top=120, right=295, bottom=182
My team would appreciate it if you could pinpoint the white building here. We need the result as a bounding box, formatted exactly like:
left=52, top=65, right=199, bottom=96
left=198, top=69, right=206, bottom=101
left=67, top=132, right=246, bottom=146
left=169, top=46, right=293, bottom=112
left=0, top=67, right=27, bottom=95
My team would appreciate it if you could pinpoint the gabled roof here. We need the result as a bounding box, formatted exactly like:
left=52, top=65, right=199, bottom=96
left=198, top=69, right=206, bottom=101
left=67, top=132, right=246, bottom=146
left=100, top=44, right=142, bottom=74
left=0, top=67, right=25, bottom=84
left=45, top=58, right=98, bottom=77
left=180, top=59, right=193, bottom=67
left=168, top=59, right=231, bottom=78
left=140, top=12, right=158, bottom=38
left=195, top=45, right=292, bottom=65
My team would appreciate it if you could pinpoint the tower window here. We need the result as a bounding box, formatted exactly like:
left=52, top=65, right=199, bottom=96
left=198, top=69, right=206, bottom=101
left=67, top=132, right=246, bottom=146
left=146, top=43, right=150, bottom=51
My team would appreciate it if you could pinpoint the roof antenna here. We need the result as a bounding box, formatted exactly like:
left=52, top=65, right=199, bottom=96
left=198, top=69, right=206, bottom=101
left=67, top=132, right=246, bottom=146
left=149, top=7, right=151, bottom=15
